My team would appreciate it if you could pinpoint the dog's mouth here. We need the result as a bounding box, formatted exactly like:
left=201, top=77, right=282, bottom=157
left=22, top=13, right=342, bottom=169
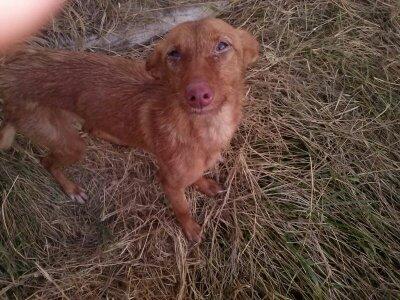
left=187, top=95, right=227, bottom=115
left=189, top=106, right=214, bottom=115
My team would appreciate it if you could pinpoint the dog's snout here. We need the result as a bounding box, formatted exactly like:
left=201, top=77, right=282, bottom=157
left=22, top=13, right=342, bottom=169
left=185, top=81, right=213, bottom=109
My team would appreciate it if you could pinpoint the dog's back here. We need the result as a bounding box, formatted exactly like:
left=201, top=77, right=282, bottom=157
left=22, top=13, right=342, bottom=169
left=0, top=48, right=151, bottom=112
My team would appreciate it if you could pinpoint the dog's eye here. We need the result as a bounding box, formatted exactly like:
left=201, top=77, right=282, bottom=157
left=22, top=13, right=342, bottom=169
left=167, top=50, right=181, bottom=60
left=216, top=41, right=230, bottom=53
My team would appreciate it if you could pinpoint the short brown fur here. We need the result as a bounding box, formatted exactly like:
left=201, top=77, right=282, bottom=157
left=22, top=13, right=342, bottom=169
left=0, top=18, right=258, bottom=241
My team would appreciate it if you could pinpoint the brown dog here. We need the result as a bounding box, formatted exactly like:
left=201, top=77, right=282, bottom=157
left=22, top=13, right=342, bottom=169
left=0, top=18, right=258, bottom=242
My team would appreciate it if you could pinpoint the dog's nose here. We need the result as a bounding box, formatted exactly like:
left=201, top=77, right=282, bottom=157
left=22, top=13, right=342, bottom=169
left=185, top=81, right=213, bottom=108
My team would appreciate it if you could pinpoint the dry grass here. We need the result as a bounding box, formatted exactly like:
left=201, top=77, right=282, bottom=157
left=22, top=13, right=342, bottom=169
left=1, top=0, right=400, bottom=299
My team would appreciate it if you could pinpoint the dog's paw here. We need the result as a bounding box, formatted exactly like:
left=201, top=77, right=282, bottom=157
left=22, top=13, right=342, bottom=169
left=205, top=179, right=224, bottom=197
left=196, top=178, right=224, bottom=197
left=68, top=187, right=88, bottom=204
left=182, top=219, right=202, bottom=243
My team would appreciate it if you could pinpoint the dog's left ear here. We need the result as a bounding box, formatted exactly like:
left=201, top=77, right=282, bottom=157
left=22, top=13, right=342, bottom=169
left=237, top=29, right=259, bottom=68
left=146, top=44, right=163, bottom=79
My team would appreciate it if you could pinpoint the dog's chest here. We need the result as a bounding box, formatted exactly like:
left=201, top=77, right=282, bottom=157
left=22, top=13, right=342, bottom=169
left=199, top=104, right=238, bottom=149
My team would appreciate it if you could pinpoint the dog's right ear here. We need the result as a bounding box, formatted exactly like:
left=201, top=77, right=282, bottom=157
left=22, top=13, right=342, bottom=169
left=237, top=29, right=259, bottom=69
left=145, top=44, right=163, bottom=79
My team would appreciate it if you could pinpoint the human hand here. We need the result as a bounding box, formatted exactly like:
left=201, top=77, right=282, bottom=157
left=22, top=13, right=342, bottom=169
left=0, top=0, right=64, bottom=52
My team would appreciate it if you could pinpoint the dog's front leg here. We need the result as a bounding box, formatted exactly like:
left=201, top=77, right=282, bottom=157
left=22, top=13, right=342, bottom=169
left=193, top=176, right=224, bottom=197
left=160, top=178, right=202, bottom=242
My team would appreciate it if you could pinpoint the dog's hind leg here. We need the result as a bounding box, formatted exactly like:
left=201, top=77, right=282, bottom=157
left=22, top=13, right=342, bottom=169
left=0, top=123, right=16, bottom=150
left=40, top=149, right=87, bottom=204
left=16, top=106, right=88, bottom=203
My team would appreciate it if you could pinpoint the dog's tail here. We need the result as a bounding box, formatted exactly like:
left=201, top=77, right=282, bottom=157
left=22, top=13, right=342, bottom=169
left=0, top=123, right=16, bottom=150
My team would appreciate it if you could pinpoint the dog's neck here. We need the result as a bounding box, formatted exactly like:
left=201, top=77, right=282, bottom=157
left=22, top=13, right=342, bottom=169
left=153, top=90, right=243, bottom=151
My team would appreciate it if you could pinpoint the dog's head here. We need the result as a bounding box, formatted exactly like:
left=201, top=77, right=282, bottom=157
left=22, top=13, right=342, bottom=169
left=146, top=18, right=259, bottom=115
